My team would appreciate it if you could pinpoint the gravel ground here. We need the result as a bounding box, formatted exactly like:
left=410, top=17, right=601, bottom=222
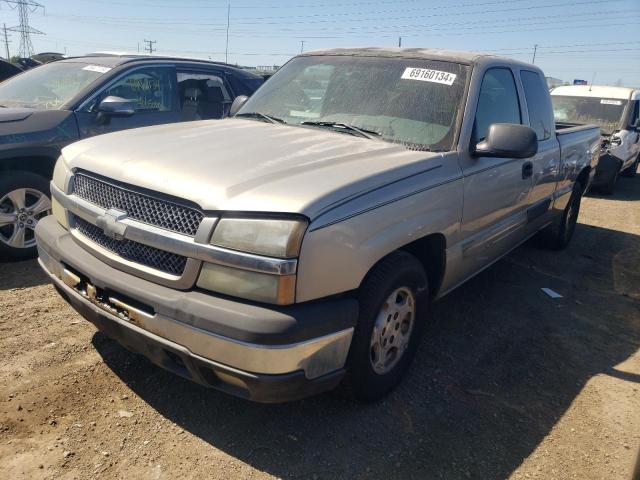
left=1, top=175, right=639, bottom=480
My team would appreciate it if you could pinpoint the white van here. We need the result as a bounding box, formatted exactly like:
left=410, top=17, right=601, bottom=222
left=551, top=85, right=640, bottom=193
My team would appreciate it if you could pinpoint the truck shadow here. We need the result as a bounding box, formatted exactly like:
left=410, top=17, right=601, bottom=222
left=93, top=222, right=640, bottom=479
left=0, top=258, right=50, bottom=290
left=588, top=173, right=640, bottom=201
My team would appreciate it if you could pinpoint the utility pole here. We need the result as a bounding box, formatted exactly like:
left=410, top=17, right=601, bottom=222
left=532, top=44, right=538, bottom=64
left=3, top=23, right=10, bottom=60
left=3, top=0, right=44, bottom=58
left=144, top=39, right=156, bottom=54
left=300, top=40, right=304, bottom=53
left=398, top=36, right=402, bottom=47
left=225, top=0, right=230, bottom=63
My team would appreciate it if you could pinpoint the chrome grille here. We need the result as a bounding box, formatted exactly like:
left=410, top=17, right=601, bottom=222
left=73, top=173, right=204, bottom=236
left=74, top=216, right=187, bottom=276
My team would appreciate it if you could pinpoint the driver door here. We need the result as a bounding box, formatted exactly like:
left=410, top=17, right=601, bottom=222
left=457, top=67, right=533, bottom=280
left=75, top=66, right=180, bottom=139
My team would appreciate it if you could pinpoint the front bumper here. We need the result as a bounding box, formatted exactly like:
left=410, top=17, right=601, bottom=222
left=36, top=216, right=358, bottom=402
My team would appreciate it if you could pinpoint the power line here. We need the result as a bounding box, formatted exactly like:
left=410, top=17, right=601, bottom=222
left=47, top=0, right=629, bottom=28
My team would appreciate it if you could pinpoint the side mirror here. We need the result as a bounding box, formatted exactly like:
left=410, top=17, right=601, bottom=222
left=96, top=96, right=135, bottom=123
left=230, top=95, right=249, bottom=116
left=473, top=123, right=538, bottom=159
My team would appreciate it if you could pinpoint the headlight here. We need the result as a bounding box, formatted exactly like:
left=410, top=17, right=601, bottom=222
left=210, top=217, right=307, bottom=258
left=197, top=263, right=296, bottom=305
left=52, top=157, right=71, bottom=191
left=51, top=158, right=71, bottom=229
left=51, top=197, right=69, bottom=229
left=198, top=216, right=307, bottom=304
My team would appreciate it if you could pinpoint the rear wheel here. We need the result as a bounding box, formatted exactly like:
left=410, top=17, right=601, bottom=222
left=344, top=251, right=429, bottom=402
left=621, top=154, right=639, bottom=178
left=539, top=180, right=583, bottom=250
left=0, top=172, right=52, bottom=261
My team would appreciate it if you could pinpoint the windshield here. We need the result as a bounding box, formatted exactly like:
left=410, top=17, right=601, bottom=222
left=0, top=61, right=110, bottom=110
left=238, top=55, right=469, bottom=151
left=552, top=95, right=627, bottom=133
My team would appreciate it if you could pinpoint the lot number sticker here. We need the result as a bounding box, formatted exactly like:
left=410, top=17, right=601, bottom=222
left=82, top=65, right=112, bottom=74
left=600, top=99, right=622, bottom=105
left=401, top=67, right=457, bottom=85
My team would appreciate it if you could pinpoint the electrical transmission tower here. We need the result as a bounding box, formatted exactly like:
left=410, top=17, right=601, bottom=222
left=3, top=0, right=44, bottom=58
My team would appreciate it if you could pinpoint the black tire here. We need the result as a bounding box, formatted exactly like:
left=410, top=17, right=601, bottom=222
left=0, top=171, right=51, bottom=261
left=600, top=165, right=620, bottom=195
left=538, top=180, right=583, bottom=250
left=344, top=251, right=429, bottom=402
left=621, top=154, right=639, bottom=178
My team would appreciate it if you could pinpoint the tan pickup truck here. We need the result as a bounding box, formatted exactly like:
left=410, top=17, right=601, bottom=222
left=35, top=48, right=600, bottom=402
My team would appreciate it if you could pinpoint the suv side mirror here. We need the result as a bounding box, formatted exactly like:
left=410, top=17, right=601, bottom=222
left=230, top=95, right=249, bottom=116
left=96, top=96, right=135, bottom=123
left=473, top=123, right=538, bottom=159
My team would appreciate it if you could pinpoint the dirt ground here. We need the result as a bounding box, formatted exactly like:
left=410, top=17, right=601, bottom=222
left=1, top=176, right=639, bottom=480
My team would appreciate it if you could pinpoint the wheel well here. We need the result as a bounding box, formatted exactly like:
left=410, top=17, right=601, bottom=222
left=398, top=233, right=446, bottom=299
left=0, top=156, right=57, bottom=180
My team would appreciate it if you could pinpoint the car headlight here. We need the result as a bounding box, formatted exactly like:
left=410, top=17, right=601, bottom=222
left=210, top=217, right=307, bottom=258
left=197, top=216, right=307, bottom=304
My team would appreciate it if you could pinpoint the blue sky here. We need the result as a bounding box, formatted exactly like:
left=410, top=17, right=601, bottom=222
left=2, top=0, right=639, bottom=86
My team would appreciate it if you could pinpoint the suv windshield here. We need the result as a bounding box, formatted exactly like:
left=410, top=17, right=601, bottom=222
left=552, top=95, right=627, bottom=133
left=238, top=55, right=469, bottom=151
left=0, top=61, right=110, bottom=110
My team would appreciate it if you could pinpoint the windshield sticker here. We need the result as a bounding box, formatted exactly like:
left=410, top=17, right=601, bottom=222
left=600, top=99, right=622, bottom=105
left=401, top=67, right=457, bottom=85
left=82, top=65, right=112, bottom=74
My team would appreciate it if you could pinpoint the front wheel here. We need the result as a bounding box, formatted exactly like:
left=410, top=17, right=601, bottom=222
left=538, top=180, right=583, bottom=250
left=0, top=172, right=52, bottom=261
left=344, top=251, right=429, bottom=402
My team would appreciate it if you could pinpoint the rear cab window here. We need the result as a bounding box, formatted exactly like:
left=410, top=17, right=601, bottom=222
left=520, top=70, right=554, bottom=141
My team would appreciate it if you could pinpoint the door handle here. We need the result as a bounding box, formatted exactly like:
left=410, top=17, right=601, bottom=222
left=522, top=161, right=533, bottom=179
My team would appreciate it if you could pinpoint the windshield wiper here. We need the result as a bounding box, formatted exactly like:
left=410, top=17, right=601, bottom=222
left=235, top=112, right=286, bottom=124
left=301, top=121, right=382, bottom=140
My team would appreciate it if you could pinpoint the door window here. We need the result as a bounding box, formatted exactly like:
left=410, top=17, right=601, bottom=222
left=97, top=67, right=173, bottom=112
left=520, top=70, right=554, bottom=141
left=474, top=68, right=521, bottom=142
left=177, top=71, right=231, bottom=120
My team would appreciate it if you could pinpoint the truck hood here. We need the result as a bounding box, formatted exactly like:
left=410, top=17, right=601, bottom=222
left=61, top=119, right=442, bottom=218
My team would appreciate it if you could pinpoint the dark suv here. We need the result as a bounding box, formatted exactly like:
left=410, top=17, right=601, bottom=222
left=0, top=54, right=263, bottom=259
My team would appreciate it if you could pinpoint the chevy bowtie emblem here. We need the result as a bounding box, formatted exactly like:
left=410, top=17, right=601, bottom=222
left=96, top=209, right=128, bottom=240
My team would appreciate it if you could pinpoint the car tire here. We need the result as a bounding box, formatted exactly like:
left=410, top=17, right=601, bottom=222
left=621, top=154, right=639, bottom=178
left=0, top=172, right=52, bottom=261
left=539, top=180, right=583, bottom=250
left=344, top=251, right=429, bottom=402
